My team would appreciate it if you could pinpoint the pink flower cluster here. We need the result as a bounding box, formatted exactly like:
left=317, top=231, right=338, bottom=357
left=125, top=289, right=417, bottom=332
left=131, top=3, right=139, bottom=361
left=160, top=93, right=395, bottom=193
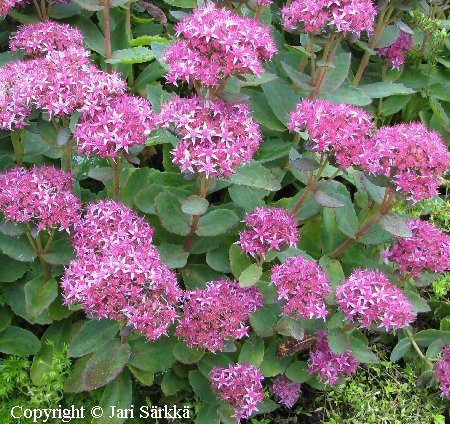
left=163, top=4, right=276, bottom=86
left=175, top=280, right=262, bottom=352
left=0, top=0, right=15, bottom=15
left=361, top=122, right=450, bottom=201
left=62, top=200, right=181, bottom=340
left=270, top=255, right=330, bottom=319
left=10, top=21, right=84, bottom=56
left=308, top=330, right=359, bottom=385
left=382, top=219, right=450, bottom=277
left=239, top=207, right=299, bottom=258
left=436, top=346, right=450, bottom=398
left=254, top=0, right=272, bottom=4
left=157, top=96, right=262, bottom=178
left=75, top=94, right=154, bottom=158
left=209, top=363, right=265, bottom=421
left=281, top=0, right=376, bottom=36
left=288, top=99, right=375, bottom=168
left=0, top=166, right=80, bottom=232
left=270, top=375, right=301, bottom=408
left=379, top=32, right=413, bottom=69
left=336, top=269, right=416, bottom=331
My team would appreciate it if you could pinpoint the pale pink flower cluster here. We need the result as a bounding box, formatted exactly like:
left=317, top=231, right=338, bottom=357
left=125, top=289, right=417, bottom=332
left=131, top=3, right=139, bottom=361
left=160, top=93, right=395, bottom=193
left=175, top=280, right=263, bottom=352
left=308, top=330, right=359, bottom=385
left=163, top=4, right=276, bottom=86
left=75, top=94, right=154, bottom=158
left=10, top=21, right=84, bottom=56
left=289, top=99, right=375, bottom=168
left=239, top=207, right=299, bottom=258
left=0, top=165, right=80, bottom=232
left=436, top=346, right=450, bottom=398
left=361, top=122, right=450, bottom=201
left=270, top=375, right=301, bottom=408
left=157, top=96, right=262, bottom=178
left=62, top=200, right=181, bottom=340
left=254, top=0, right=272, bottom=4
left=281, top=0, right=376, bottom=36
left=0, top=0, right=15, bottom=15
left=382, top=219, right=450, bottom=277
left=336, top=269, right=416, bottom=331
left=270, top=255, right=330, bottom=319
left=209, top=363, right=265, bottom=421
left=379, top=32, right=413, bottom=69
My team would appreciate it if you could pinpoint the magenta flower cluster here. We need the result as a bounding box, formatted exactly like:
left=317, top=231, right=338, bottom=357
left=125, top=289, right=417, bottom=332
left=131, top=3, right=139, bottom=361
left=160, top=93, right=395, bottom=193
left=239, top=207, right=299, bottom=258
left=379, top=32, right=413, bottom=69
left=436, top=346, right=450, bottom=398
left=289, top=99, right=375, bottom=168
left=309, top=330, right=359, bottom=385
left=336, top=269, right=416, bottom=331
left=163, top=4, right=276, bottom=86
left=209, top=363, right=265, bottom=421
left=281, top=0, right=376, bottom=36
left=270, top=375, right=301, bottom=408
left=157, top=96, right=262, bottom=178
left=270, top=255, right=330, bottom=319
left=382, top=219, right=450, bottom=277
left=0, top=165, right=80, bottom=232
left=0, top=0, right=14, bottom=15
left=361, top=122, right=450, bottom=201
left=175, top=280, right=263, bottom=352
left=62, top=200, right=181, bottom=340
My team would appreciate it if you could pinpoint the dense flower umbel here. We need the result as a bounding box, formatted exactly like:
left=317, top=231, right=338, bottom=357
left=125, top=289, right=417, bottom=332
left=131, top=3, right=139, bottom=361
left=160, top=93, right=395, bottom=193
left=281, top=0, right=376, bottom=36
left=62, top=200, right=181, bottom=340
left=157, top=96, right=262, bottom=178
left=270, top=375, right=301, bottom=408
left=309, top=331, right=359, bottom=385
left=163, top=4, right=276, bottom=86
left=361, top=122, right=450, bottom=201
left=0, top=0, right=15, bottom=15
left=239, top=207, right=299, bottom=258
left=209, top=363, right=265, bottom=421
left=9, top=21, right=84, bottom=56
left=0, top=166, right=80, bottom=232
left=175, top=280, right=263, bottom=352
left=288, top=99, right=375, bottom=168
left=379, top=32, right=413, bottom=69
left=436, top=346, right=450, bottom=397
left=335, top=269, right=416, bottom=330
left=75, top=94, right=154, bottom=158
left=271, top=255, right=330, bottom=319
left=382, top=219, right=450, bottom=277
left=254, top=0, right=272, bottom=4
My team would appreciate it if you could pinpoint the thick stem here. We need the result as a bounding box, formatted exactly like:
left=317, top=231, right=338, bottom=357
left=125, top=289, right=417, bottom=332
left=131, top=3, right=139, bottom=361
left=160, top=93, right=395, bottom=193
left=377, top=65, right=387, bottom=116
left=32, top=0, right=43, bottom=19
left=11, top=129, right=25, bottom=166
left=64, top=139, right=72, bottom=173
left=36, top=233, right=52, bottom=281
left=184, top=177, right=210, bottom=252
left=114, top=153, right=123, bottom=200
left=405, top=328, right=434, bottom=368
left=255, top=4, right=264, bottom=20
left=102, top=0, right=113, bottom=73
left=310, top=34, right=316, bottom=83
left=416, top=32, right=431, bottom=68
left=125, top=0, right=134, bottom=86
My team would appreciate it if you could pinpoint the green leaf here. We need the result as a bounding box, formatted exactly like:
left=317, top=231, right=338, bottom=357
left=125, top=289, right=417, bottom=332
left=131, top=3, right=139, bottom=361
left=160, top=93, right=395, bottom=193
left=250, top=307, right=277, bottom=337
left=349, top=337, right=379, bottom=364
left=0, top=253, right=29, bottom=282
left=244, top=89, right=285, bottom=131
left=381, top=95, right=412, bottom=116
left=260, top=341, right=292, bottom=377
left=107, top=47, right=154, bottom=64
left=163, top=0, right=196, bottom=7
left=154, top=192, right=191, bottom=236
left=359, top=82, right=414, bottom=98
left=188, top=370, right=219, bottom=404
left=0, top=221, right=26, bottom=237
left=390, top=338, right=412, bottom=362
left=173, top=342, right=205, bottom=364
left=87, top=167, right=115, bottom=182
left=157, top=243, right=189, bottom=269
left=429, top=97, right=450, bottom=131
left=0, top=307, right=13, bottom=333
left=24, top=277, right=58, bottom=319
left=276, top=316, right=305, bottom=340
left=312, top=190, right=345, bottom=208
left=322, top=85, right=372, bottom=106
left=238, top=264, right=263, bottom=287
left=404, top=291, right=431, bottom=313
left=82, top=339, right=131, bottom=391
left=0, top=233, right=37, bottom=262
left=127, top=365, right=154, bottom=386
left=228, top=185, right=266, bottom=213
left=285, top=361, right=312, bottom=383
left=181, top=265, right=226, bottom=290
left=196, top=404, right=219, bottom=424
left=161, top=370, right=188, bottom=396
left=64, top=356, right=91, bottom=393
left=320, top=53, right=351, bottom=94
left=281, top=62, right=312, bottom=91
left=195, top=210, right=239, bottom=237
left=128, top=336, right=176, bottom=372
left=68, top=319, right=120, bottom=358
left=319, top=256, right=344, bottom=288
left=206, top=247, right=231, bottom=273
left=414, top=329, right=450, bottom=347
left=130, top=36, right=167, bottom=46
left=238, top=337, right=265, bottom=366
left=428, top=83, right=450, bottom=102
left=229, top=244, right=252, bottom=279
left=43, top=238, right=75, bottom=266
left=0, top=326, right=40, bottom=356
left=229, top=162, right=281, bottom=191
left=327, top=328, right=350, bottom=354
left=181, top=195, right=209, bottom=216
left=379, top=213, right=412, bottom=238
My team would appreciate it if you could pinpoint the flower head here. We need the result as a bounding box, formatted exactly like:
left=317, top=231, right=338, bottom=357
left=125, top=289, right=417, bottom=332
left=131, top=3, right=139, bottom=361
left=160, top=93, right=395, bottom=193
left=382, top=219, right=450, bottom=277
left=163, top=4, right=276, bottom=86
left=0, top=166, right=80, bottom=232
left=209, top=363, right=265, bottom=421
left=75, top=94, right=154, bottom=158
left=281, top=0, right=376, bottom=36
left=239, top=207, right=299, bottom=258
left=270, top=375, right=301, bottom=408
left=336, top=269, right=416, bottom=331
left=0, top=0, right=15, bottom=15
left=361, top=122, right=450, bottom=201
left=308, top=330, right=359, bottom=385
left=175, top=280, right=262, bottom=352
left=9, top=21, right=84, bottom=56
left=436, top=346, right=450, bottom=398
left=157, top=96, right=262, bottom=178
left=271, top=255, right=330, bottom=319
left=379, top=32, right=413, bottom=69
left=288, top=99, right=375, bottom=168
